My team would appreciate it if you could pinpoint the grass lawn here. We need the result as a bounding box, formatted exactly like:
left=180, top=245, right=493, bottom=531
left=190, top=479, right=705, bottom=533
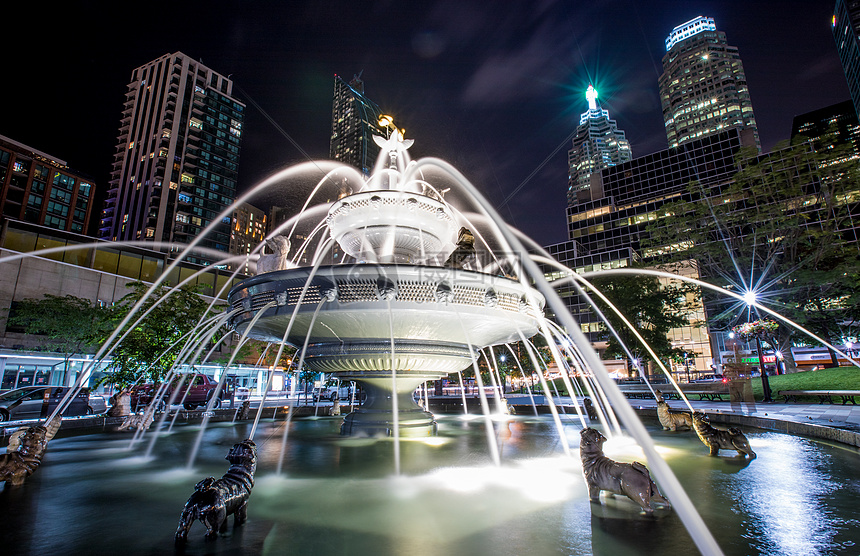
left=539, top=367, right=860, bottom=402
left=749, top=366, right=860, bottom=401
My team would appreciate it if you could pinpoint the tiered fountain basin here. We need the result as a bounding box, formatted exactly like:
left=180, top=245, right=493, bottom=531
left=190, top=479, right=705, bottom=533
left=327, top=190, right=456, bottom=264
left=228, top=263, right=545, bottom=435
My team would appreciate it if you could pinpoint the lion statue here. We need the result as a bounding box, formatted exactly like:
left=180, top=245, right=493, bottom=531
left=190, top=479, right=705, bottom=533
left=691, top=413, right=756, bottom=458
left=175, top=439, right=258, bottom=543
left=655, top=391, right=693, bottom=431
left=579, top=427, right=670, bottom=514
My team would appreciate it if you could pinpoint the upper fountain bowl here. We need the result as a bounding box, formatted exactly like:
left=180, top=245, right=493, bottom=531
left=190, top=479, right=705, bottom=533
left=327, top=190, right=457, bottom=264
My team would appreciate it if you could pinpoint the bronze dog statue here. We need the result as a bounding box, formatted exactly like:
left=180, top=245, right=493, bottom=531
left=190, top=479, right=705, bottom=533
left=655, top=391, right=692, bottom=431
left=691, top=413, right=756, bottom=458
left=579, top=427, right=670, bottom=513
left=1, top=416, right=61, bottom=487
left=175, top=439, right=257, bottom=543
left=583, top=397, right=599, bottom=420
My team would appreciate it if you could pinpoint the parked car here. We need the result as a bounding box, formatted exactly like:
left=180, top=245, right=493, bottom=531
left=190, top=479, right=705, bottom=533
left=89, top=393, right=108, bottom=414
left=128, top=374, right=233, bottom=411
left=315, top=383, right=365, bottom=403
left=0, top=386, right=98, bottom=421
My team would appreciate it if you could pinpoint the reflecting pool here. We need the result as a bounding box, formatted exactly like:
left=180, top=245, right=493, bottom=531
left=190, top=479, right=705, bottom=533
left=1, top=416, right=858, bottom=555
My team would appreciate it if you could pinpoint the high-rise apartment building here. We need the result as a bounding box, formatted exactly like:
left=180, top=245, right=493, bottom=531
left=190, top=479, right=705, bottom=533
left=0, top=134, right=96, bottom=235
left=330, top=74, right=387, bottom=176
left=229, top=202, right=266, bottom=274
left=659, top=16, right=760, bottom=151
left=567, top=85, right=632, bottom=206
left=833, top=0, right=860, bottom=120
left=100, top=52, right=245, bottom=266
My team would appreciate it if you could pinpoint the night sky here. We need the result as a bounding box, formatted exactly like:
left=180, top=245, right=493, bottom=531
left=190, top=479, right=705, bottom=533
left=0, top=1, right=848, bottom=246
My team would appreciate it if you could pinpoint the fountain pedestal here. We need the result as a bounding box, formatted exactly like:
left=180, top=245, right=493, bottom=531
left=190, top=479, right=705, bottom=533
left=341, top=378, right=436, bottom=437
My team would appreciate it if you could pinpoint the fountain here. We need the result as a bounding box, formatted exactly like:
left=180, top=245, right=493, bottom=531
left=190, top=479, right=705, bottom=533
left=227, top=131, right=545, bottom=437
left=3, top=128, right=860, bottom=556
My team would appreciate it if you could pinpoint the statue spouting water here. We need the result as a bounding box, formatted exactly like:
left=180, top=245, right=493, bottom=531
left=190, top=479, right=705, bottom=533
left=579, top=427, right=670, bottom=514
left=655, top=391, right=693, bottom=431
left=691, top=413, right=756, bottom=458
left=0, top=415, right=61, bottom=487
left=175, top=439, right=257, bottom=543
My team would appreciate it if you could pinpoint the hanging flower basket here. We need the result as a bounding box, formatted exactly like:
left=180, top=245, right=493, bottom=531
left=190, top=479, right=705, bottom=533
left=732, top=319, right=779, bottom=342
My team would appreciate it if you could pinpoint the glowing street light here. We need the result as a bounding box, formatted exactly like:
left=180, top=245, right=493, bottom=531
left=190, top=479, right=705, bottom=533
left=742, top=291, right=773, bottom=402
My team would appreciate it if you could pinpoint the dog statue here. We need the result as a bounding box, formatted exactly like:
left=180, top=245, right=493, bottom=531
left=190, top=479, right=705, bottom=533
left=236, top=399, right=251, bottom=420
left=444, top=227, right=476, bottom=270
left=329, top=398, right=341, bottom=416
left=116, top=408, right=155, bottom=432
left=0, top=415, right=61, bottom=487
left=583, top=397, right=599, bottom=420
left=691, top=413, right=756, bottom=458
left=579, top=428, right=670, bottom=514
left=655, top=391, right=693, bottom=431
left=175, top=439, right=258, bottom=543
left=256, top=236, right=290, bottom=275
left=107, top=390, right=131, bottom=417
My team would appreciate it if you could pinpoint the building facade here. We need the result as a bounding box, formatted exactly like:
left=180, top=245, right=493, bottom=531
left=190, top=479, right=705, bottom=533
left=0, top=135, right=96, bottom=235
left=659, top=16, right=760, bottom=151
left=100, top=52, right=245, bottom=266
left=545, top=129, right=758, bottom=376
left=229, top=202, right=267, bottom=274
left=567, top=85, right=632, bottom=206
left=330, top=74, right=387, bottom=176
left=833, top=0, right=860, bottom=120
left=792, top=99, right=860, bottom=153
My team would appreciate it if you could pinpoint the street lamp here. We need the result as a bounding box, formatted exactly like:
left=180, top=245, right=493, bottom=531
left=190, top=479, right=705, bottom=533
left=743, top=290, right=774, bottom=402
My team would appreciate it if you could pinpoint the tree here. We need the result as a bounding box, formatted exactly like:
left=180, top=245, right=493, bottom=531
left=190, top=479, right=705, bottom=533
left=645, top=135, right=860, bottom=372
left=8, top=294, right=113, bottom=384
left=589, top=273, right=698, bottom=376
left=103, top=282, right=220, bottom=388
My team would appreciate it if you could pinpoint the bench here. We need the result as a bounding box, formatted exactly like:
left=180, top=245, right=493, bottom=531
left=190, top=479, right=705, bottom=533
left=617, top=386, right=729, bottom=402
left=778, top=390, right=860, bottom=405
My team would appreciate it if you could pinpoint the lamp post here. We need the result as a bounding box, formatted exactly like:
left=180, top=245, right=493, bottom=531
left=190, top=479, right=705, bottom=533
left=753, top=334, right=773, bottom=402
left=741, top=291, right=773, bottom=402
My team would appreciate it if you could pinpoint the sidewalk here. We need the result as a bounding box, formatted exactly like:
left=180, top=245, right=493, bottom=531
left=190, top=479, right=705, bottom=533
left=505, top=394, right=860, bottom=448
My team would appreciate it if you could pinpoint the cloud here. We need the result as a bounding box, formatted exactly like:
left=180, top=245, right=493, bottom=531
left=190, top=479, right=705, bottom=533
left=460, top=22, right=573, bottom=105
left=794, top=54, right=844, bottom=83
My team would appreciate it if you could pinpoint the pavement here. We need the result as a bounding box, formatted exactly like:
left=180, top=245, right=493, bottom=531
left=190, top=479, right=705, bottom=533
left=503, top=393, right=860, bottom=448
left=4, top=392, right=859, bottom=449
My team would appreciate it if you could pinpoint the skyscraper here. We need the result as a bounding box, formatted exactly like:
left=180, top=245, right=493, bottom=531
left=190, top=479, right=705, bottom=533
left=330, top=74, right=387, bottom=176
left=100, top=52, right=245, bottom=266
left=567, top=85, right=632, bottom=206
left=833, top=0, right=860, bottom=120
left=659, top=16, right=760, bottom=151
